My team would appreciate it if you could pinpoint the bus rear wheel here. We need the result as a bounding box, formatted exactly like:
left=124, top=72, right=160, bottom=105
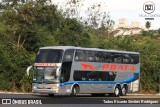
left=113, top=86, right=121, bottom=97
left=121, top=86, right=127, bottom=96
left=71, top=85, right=79, bottom=96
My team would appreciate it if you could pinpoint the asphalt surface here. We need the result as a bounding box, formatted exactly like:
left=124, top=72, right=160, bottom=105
left=0, top=93, right=159, bottom=107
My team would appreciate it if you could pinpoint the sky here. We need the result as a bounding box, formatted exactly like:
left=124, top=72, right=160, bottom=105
left=52, top=0, right=160, bottom=29
left=0, top=0, right=159, bottom=29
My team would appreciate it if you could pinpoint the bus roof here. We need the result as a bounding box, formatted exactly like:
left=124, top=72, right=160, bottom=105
left=40, top=46, right=139, bottom=54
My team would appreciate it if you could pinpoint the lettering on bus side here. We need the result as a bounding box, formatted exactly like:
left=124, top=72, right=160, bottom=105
left=102, top=64, right=135, bottom=72
left=34, top=63, right=58, bottom=67
left=80, top=63, right=135, bottom=72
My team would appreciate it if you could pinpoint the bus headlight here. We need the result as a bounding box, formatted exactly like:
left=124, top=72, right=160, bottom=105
left=33, top=86, right=37, bottom=89
left=51, top=87, right=58, bottom=89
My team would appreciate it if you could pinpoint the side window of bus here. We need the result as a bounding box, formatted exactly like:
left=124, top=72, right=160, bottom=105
left=104, top=52, right=112, bottom=63
left=112, top=53, right=123, bottom=63
left=73, top=71, right=116, bottom=81
left=74, top=71, right=98, bottom=81
left=123, top=54, right=139, bottom=64
left=129, top=54, right=139, bottom=64
left=123, top=54, right=132, bottom=64
left=95, top=52, right=112, bottom=63
left=75, top=50, right=85, bottom=61
left=85, top=51, right=95, bottom=62
left=60, top=49, right=74, bottom=83
left=63, top=50, right=74, bottom=62
left=97, top=72, right=109, bottom=81
left=95, top=52, right=104, bottom=62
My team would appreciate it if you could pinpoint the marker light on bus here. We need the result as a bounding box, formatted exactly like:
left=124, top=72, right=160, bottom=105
left=51, top=86, right=58, bottom=89
left=33, top=86, right=37, bottom=89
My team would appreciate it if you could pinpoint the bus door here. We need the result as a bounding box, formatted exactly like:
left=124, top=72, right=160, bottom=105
left=60, top=50, right=74, bottom=92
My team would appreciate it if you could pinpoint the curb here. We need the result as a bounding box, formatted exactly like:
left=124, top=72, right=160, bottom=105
left=120, top=96, right=160, bottom=99
left=0, top=91, right=160, bottom=96
left=127, top=93, right=160, bottom=96
left=0, top=91, right=32, bottom=94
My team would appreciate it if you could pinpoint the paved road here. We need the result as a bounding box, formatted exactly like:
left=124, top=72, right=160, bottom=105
left=0, top=94, right=160, bottom=107
left=0, top=93, right=159, bottom=104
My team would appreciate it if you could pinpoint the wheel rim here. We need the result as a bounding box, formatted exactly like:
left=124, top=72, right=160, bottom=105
left=122, top=87, right=126, bottom=95
left=115, top=88, right=119, bottom=96
left=73, top=87, right=77, bottom=95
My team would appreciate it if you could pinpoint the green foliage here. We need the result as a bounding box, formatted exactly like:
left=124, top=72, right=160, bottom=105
left=145, top=21, right=151, bottom=30
left=0, top=2, right=159, bottom=93
left=60, top=0, right=114, bottom=29
left=158, top=28, right=160, bottom=35
left=141, top=30, right=152, bottom=36
left=131, top=36, right=160, bottom=92
left=54, top=18, right=91, bottom=47
left=0, top=72, right=12, bottom=91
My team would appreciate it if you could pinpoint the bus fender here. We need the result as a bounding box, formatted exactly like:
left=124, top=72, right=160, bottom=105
left=113, top=83, right=121, bottom=92
left=121, top=83, right=128, bottom=88
left=70, top=83, right=79, bottom=93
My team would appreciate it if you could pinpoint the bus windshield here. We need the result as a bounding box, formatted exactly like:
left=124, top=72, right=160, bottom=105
left=33, top=67, right=59, bottom=83
left=35, top=49, right=63, bottom=63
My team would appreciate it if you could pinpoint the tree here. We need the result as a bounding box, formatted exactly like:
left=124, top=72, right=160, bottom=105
left=0, top=2, right=60, bottom=91
left=54, top=18, right=91, bottom=47
left=158, top=28, right=160, bottom=35
left=145, top=21, right=151, bottom=30
left=1, top=2, right=60, bottom=52
left=59, top=0, right=114, bottom=29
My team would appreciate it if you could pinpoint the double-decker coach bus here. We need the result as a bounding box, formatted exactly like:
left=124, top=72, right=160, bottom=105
left=27, top=46, right=140, bottom=97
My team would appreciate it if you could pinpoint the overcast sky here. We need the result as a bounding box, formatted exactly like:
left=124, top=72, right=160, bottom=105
left=0, top=0, right=159, bottom=29
left=52, top=0, right=160, bottom=29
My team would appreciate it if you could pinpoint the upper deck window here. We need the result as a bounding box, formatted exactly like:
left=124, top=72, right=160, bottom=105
left=74, top=49, right=139, bottom=64
left=35, top=49, right=63, bottom=63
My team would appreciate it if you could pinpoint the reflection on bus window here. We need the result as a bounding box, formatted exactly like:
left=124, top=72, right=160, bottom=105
left=73, top=71, right=116, bottom=81
left=113, top=53, right=122, bottom=63
left=74, top=50, right=139, bottom=64
left=35, top=49, right=63, bottom=63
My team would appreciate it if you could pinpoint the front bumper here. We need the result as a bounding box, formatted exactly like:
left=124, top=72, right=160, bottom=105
left=32, top=89, right=59, bottom=94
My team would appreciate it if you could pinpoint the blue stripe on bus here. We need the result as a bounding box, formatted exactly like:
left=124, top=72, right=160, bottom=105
left=60, top=75, right=135, bottom=85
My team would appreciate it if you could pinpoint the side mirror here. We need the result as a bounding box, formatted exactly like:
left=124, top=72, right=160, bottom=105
left=56, top=67, right=61, bottom=76
left=26, top=65, right=32, bottom=76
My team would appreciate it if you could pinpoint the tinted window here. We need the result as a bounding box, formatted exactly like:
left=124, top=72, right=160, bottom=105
left=75, top=50, right=85, bottom=61
left=74, top=50, right=139, bottom=64
left=123, top=54, right=139, bottom=64
left=85, top=51, right=96, bottom=62
left=75, top=50, right=112, bottom=63
left=63, top=50, right=74, bottom=62
left=112, top=53, right=123, bottom=63
left=95, top=52, right=112, bottom=63
left=60, top=49, right=74, bottom=83
left=73, top=71, right=116, bottom=81
left=35, top=49, right=63, bottom=63
left=123, top=54, right=132, bottom=64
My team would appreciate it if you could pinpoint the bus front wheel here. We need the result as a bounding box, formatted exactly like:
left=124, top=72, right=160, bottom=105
left=71, top=85, right=79, bottom=96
